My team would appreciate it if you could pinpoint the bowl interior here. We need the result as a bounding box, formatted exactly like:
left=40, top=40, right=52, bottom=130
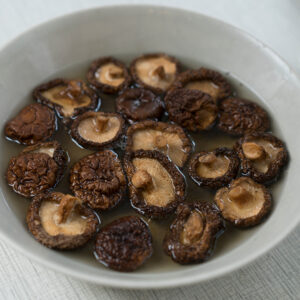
left=0, top=5, right=299, bottom=288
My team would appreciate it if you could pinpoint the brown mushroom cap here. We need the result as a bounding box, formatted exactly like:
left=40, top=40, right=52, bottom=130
left=124, top=150, right=186, bottom=219
left=4, top=103, right=56, bottom=145
left=130, top=53, right=180, bottom=94
left=33, top=78, right=100, bottom=125
left=6, top=141, right=67, bottom=198
left=70, top=150, right=126, bottom=211
left=214, top=177, right=272, bottom=227
left=234, top=133, right=288, bottom=184
left=126, top=120, right=192, bottom=167
left=163, top=202, right=225, bottom=264
left=116, top=88, right=164, bottom=122
left=94, top=216, right=153, bottom=272
left=165, top=88, right=218, bottom=132
left=27, top=192, right=99, bottom=250
left=87, top=57, right=131, bottom=94
left=70, top=111, right=124, bottom=149
left=218, top=97, right=270, bottom=136
left=171, top=68, right=232, bottom=103
left=189, top=148, right=240, bottom=189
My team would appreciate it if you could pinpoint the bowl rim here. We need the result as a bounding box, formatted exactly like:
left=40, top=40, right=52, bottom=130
left=0, top=4, right=299, bottom=289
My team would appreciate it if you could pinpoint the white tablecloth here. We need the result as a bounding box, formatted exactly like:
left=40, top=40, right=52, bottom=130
left=0, top=0, right=299, bottom=299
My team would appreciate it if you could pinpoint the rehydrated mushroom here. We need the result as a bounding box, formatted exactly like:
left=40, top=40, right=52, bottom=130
left=33, top=78, right=99, bottom=125
left=87, top=57, right=131, bottom=94
left=4, top=103, right=56, bottom=145
left=214, top=177, right=272, bottom=227
left=163, top=202, right=225, bottom=264
left=171, top=68, right=232, bottom=103
left=165, top=88, right=218, bottom=131
left=234, top=133, right=288, bottom=184
left=130, top=53, right=180, bottom=94
left=27, top=192, right=99, bottom=249
left=94, top=216, right=153, bottom=272
left=70, top=111, right=124, bottom=149
left=124, top=150, right=186, bottom=219
left=116, top=88, right=164, bottom=122
left=70, top=150, right=126, bottom=211
left=6, top=141, right=67, bottom=198
left=189, top=148, right=240, bottom=189
left=126, top=120, right=192, bottom=167
left=218, top=97, right=270, bottom=136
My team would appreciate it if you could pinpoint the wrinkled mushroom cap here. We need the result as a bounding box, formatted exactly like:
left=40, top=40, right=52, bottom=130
left=87, top=57, right=131, bottom=94
left=124, top=150, right=186, bottom=219
left=214, top=177, right=272, bottom=227
left=163, top=202, right=224, bottom=264
left=4, top=103, right=56, bottom=145
left=130, top=53, right=180, bottom=94
left=27, top=192, right=99, bottom=249
left=126, top=120, right=192, bottom=167
left=71, top=111, right=124, bottom=149
left=94, top=216, right=153, bottom=272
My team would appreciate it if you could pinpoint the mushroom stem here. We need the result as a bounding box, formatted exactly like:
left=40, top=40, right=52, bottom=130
left=151, top=66, right=166, bottom=79
left=242, top=142, right=265, bottom=160
left=95, top=116, right=109, bottom=133
left=55, top=80, right=82, bottom=99
left=228, top=186, right=252, bottom=205
left=132, top=170, right=153, bottom=190
left=198, top=153, right=217, bottom=164
left=109, top=68, right=124, bottom=79
left=56, top=195, right=79, bottom=224
left=155, top=135, right=168, bottom=149
left=181, top=211, right=204, bottom=245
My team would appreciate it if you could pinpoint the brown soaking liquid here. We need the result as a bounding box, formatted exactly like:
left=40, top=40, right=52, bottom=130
left=1, top=55, right=285, bottom=273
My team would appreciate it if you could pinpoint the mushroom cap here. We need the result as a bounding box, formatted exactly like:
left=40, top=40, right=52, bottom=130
left=87, top=57, right=131, bottom=94
left=125, top=120, right=192, bottom=167
left=94, top=216, right=153, bottom=272
left=27, top=192, right=99, bottom=250
left=130, top=53, right=180, bottom=94
left=189, top=147, right=240, bottom=189
left=163, top=202, right=225, bottom=264
left=214, top=177, right=272, bottom=227
left=218, top=97, right=270, bottom=136
left=4, top=103, right=56, bottom=145
left=33, top=78, right=100, bottom=126
left=234, top=132, right=288, bottom=184
left=170, top=68, right=232, bottom=103
left=70, top=111, right=124, bottom=149
left=124, top=150, right=186, bottom=219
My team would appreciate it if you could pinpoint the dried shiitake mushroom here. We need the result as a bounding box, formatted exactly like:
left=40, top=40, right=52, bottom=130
left=87, top=57, right=131, bottom=94
left=124, top=150, right=186, bottom=219
left=6, top=141, right=67, bottom=198
left=4, top=103, right=56, bottom=145
left=33, top=79, right=99, bottom=125
left=70, top=150, right=126, bottom=211
left=165, top=88, right=218, bottom=131
left=130, top=53, right=180, bottom=94
left=116, top=88, right=164, bottom=122
left=70, top=111, right=124, bottom=149
left=171, top=68, right=232, bottom=103
left=126, top=120, right=192, bottom=167
left=27, top=192, right=99, bottom=249
left=94, top=216, right=153, bottom=272
left=218, top=97, right=270, bottom=136
left=189, top=148, right=240, bottom=189
left=163, top=202, right=225, bottom=264
left=214, top=177, right=272, bottom=227
left=234, top=133, right=288, bottom=184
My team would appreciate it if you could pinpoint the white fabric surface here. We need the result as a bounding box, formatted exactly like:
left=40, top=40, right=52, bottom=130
left=0, top=0, right=299, bottom=299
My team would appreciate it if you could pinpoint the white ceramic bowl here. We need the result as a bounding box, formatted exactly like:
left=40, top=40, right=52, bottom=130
left=0, top=5, right=299, bottom=289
